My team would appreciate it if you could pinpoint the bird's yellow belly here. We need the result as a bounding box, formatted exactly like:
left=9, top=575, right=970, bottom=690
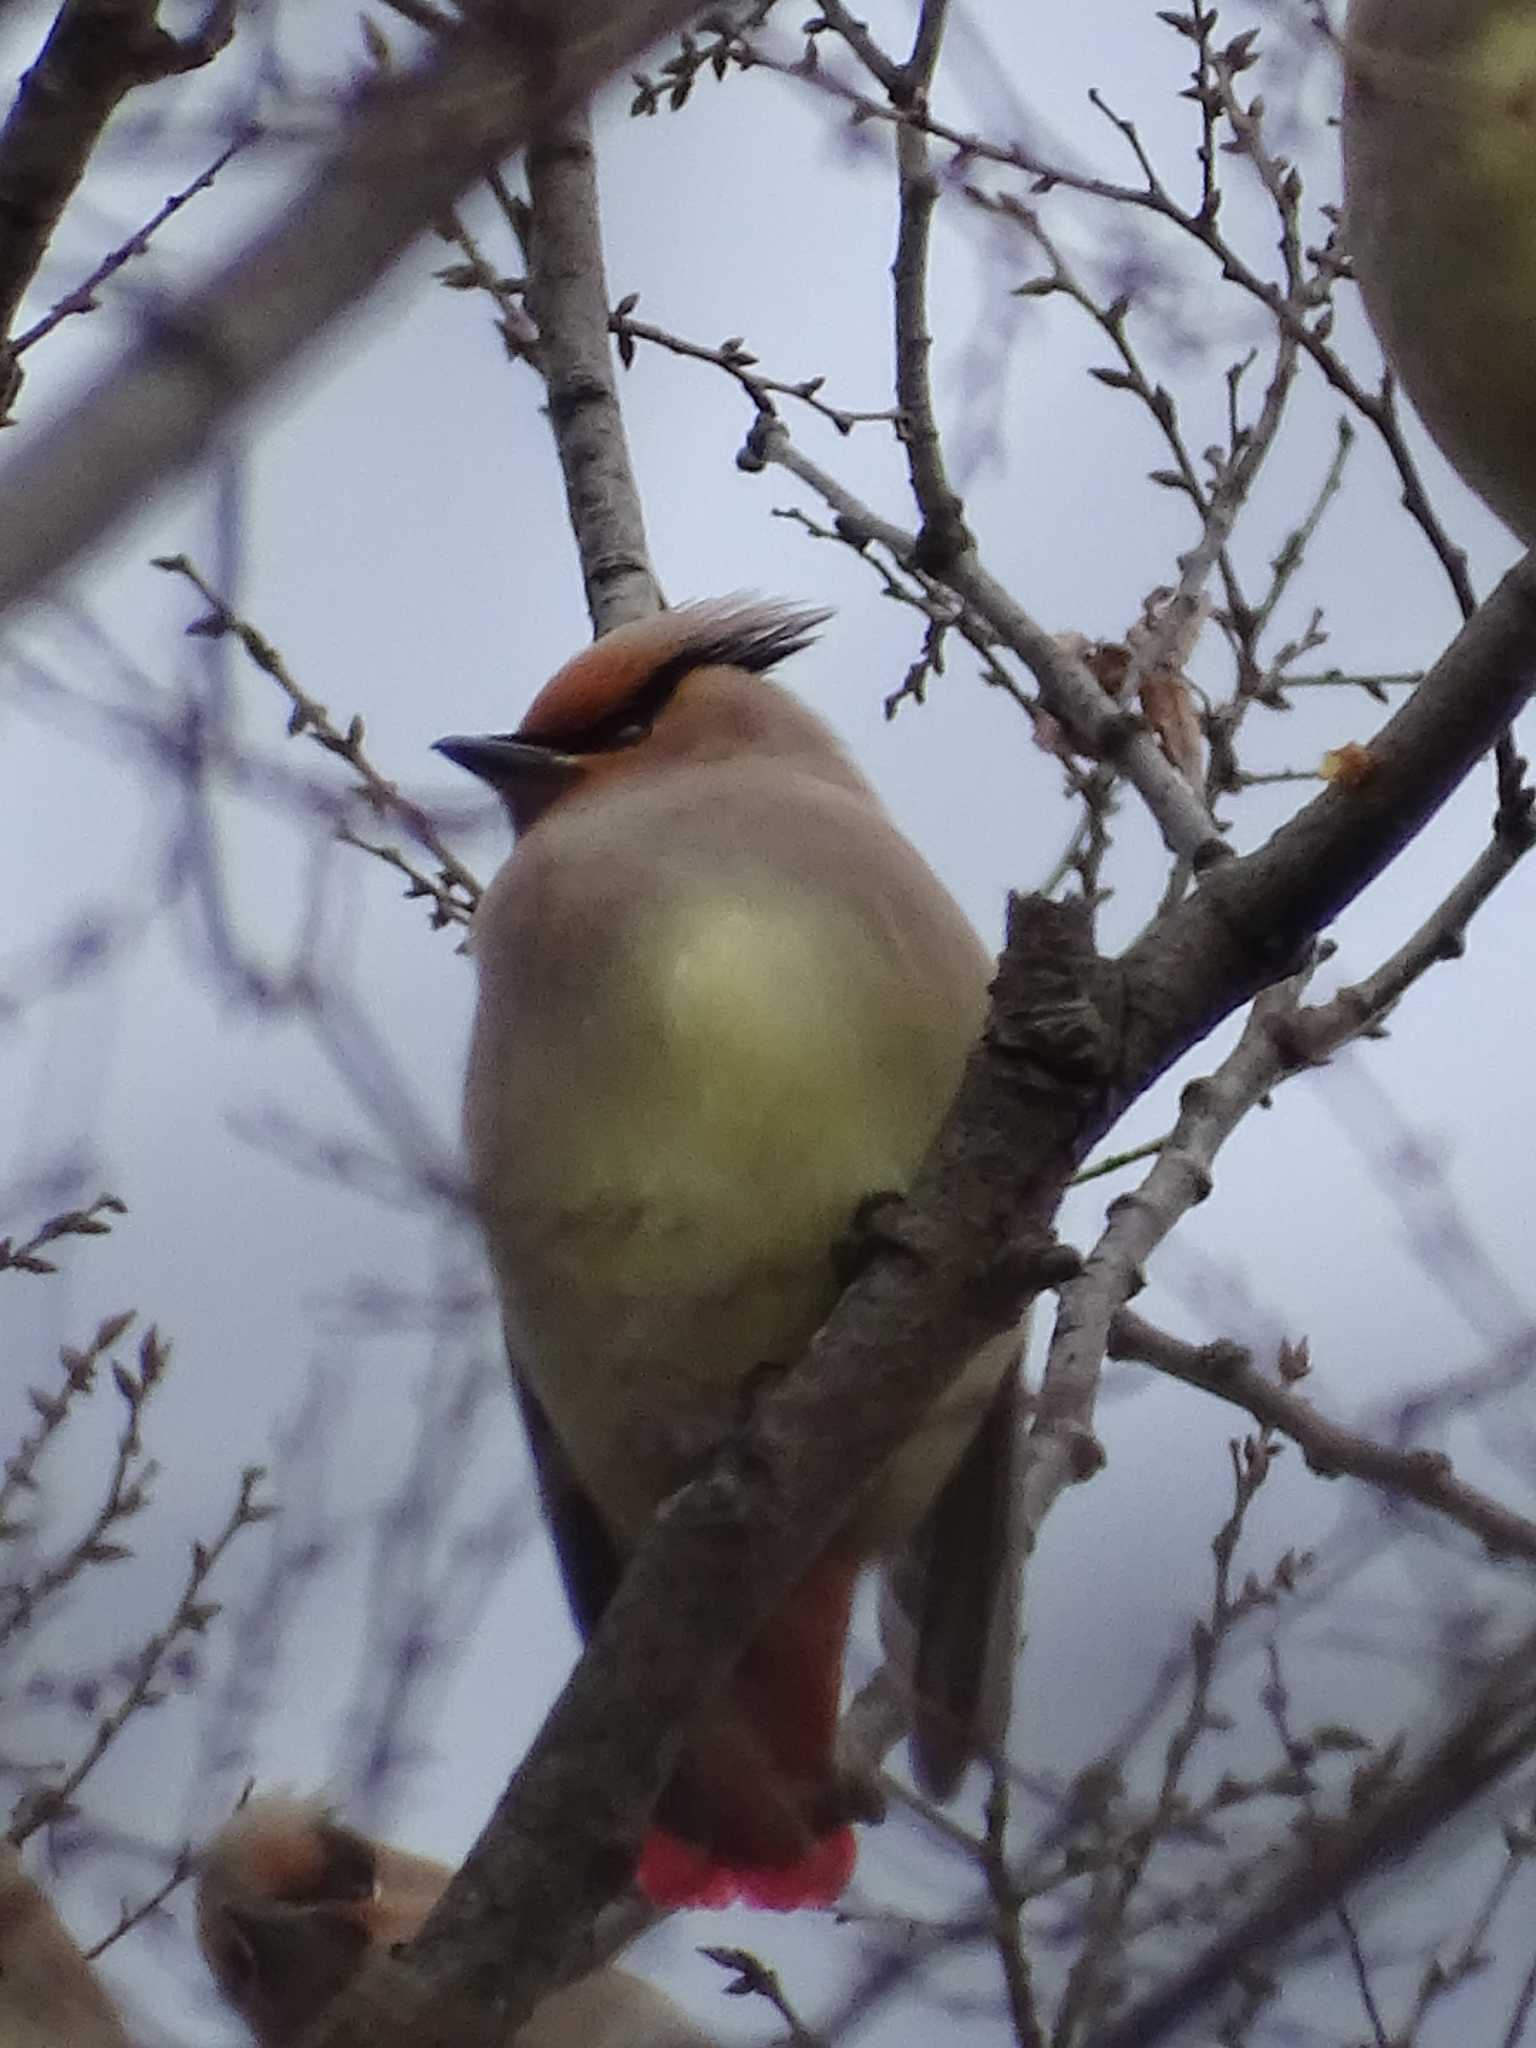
left=473, top=885, right=984, bottom=1546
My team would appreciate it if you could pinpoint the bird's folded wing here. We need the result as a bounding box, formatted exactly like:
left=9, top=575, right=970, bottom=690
left=514, top=1359, right=625, bottom=1636
left=889, top=1357, right=1024, bottom=1800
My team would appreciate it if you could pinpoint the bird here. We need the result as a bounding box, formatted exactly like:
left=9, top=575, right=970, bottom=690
left=437, top=597, right=1023, bottom=1911
left=1342, top=0, right=1536, bottom=541
left=0, top=1843, right=133, bottom=2048
left=195, top=1794, right=718, bottom=2047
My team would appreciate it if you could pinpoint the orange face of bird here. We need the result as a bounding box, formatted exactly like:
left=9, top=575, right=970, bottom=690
left=434, top=600, right=834, bottom=832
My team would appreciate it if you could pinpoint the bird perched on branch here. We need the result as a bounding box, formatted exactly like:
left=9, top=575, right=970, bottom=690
left=195, top=1795, right=716, bottom=2047
left=438, top=598, right=1022, bottom=1911
left=1342, top=0, right=1536, bottom=540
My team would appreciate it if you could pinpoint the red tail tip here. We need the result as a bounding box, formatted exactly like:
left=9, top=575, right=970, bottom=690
left=637, top=1827, right=856, bottom=1912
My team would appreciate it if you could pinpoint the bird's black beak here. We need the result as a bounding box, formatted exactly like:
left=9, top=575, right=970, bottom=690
left=435, top=732, right=586, bottom=835
left=434, top=732, right=583, bottom=788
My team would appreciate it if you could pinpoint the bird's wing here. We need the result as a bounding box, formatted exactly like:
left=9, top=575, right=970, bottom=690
left=892, top=1355, right=1024, bottom=1800
left=513, top=1359, right=625, bottom=1637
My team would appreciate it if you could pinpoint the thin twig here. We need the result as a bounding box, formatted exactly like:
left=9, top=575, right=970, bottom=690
left=749, top=415, right=1229, bottom=867
left=1, top=1313, right=152, bottom=1645
left=10, top=1464, right=271, bottom=1842
left=0, top=1191, right=125, bottom=1279
left=154, top=555, right=481, bottom=929
left=1051, top=1429, right=1288, bottom=2046
left=981, top=1764, right=1046, bottom=2048
left=1259, top=1643, right=1390, bottom=2048
left=1095, top=1628, right=1536, bottom=2048
left=613, top=307, right=895, bottom=434
left=80, top=1846, right=195, bottom=1959
left=11, top=128, right=255, bottom=357
left=888, top=3, right=970, bottom=571
left=0, top=0, right=236, bottom=376
left=1107, top=1312, right=1536, bottom=1571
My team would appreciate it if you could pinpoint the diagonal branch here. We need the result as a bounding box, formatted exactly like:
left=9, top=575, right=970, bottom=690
left=1116, top=556, right=1536, bottom=1080
left=0, top=0, right=709, bottom=626
left=0, top=0, right=236, bottom=389
left=750, top=417, right=1229, bottom=867
left=1292, top=740, right=1536, bottom=1054
left=1108, top=1311, right=1536, bottom=1568
left=1023, top=720, right=1536, bottom=1529
left=1096, top=1624, right=1536, bottom=2048
left=10, top=127, right=252, bottom=359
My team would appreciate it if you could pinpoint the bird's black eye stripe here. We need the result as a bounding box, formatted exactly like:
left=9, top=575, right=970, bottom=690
left=557, top=655, right=694, bottom=753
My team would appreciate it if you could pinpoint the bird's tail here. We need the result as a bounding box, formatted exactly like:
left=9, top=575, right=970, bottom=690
left=637, top=1547, right=864, bottom=1911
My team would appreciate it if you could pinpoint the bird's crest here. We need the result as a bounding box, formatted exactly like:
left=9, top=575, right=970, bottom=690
left=200, top=1796, right=373, bottom=1908
left=519, top=597, right=831, bottom=744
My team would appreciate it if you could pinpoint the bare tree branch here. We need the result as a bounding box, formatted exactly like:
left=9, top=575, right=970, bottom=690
left=749, top=416, right=1229, bottom=867
left=0, top=0, right=709, bottom=626
left=1292, top=743, right=1536, bottom=1054
left=0, top=0, right=236, bottom=395
left=1109, top=1311, right=1536, bottom=1568
left=523, top=107, right=662, bottom=632
left=1019, top=972, right=1313, bottom=1575
left=887, top=2, right=972, bottom=571
left=1115, top=555, right=1536, bottom=1077
left=10, top=128, right=252, bottom=359
left=11, top=1458, right=270, bottom=1842
left=154, top=554, right=484, bottom=930
left=15, top=14, right=1536, bottom=2044
left=1097, top=1624, right=1536, bottom=2048
left=1024, top=727, right=1536, bottom=1571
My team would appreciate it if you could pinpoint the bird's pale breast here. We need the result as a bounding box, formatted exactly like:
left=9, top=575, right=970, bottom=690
left=466, top=787, right=992, bottom=1545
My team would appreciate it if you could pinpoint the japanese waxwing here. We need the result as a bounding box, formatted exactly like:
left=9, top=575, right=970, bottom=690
left=437, top=598, right=1023, bottom=1911
left=0, top=1843, right=133, bottom=2048
left=195, top=1795, right=716, bottom=2047
left=1342, top=0, right=1536, bottom=540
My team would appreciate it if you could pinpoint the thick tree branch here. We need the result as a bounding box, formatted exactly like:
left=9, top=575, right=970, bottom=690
left=1117, top=554, right=1536, bottom=1080
left=430, top=561, right=1536, bottom=2031
left=1023, top=738, right=1536, bottom=1542
left=0, top=0, right=707, bottom=626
